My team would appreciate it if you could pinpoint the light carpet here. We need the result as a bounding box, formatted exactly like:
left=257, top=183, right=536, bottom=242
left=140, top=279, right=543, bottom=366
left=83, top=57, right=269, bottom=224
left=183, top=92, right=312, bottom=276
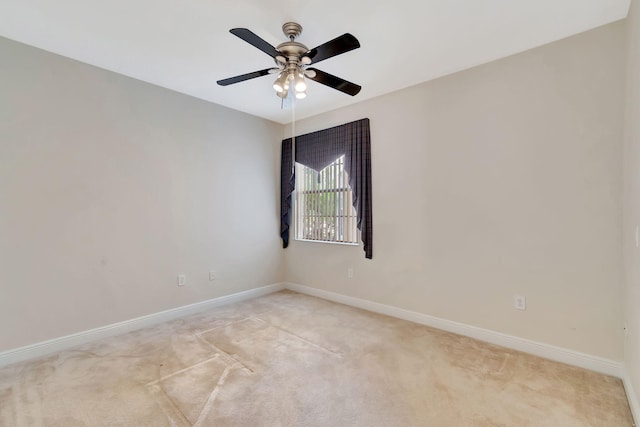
left=0, top=290, right=634, bottom=426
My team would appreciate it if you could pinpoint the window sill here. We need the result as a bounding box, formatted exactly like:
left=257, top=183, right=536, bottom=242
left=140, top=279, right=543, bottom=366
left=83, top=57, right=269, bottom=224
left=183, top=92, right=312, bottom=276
left=294, top=238, right=359, bottom=246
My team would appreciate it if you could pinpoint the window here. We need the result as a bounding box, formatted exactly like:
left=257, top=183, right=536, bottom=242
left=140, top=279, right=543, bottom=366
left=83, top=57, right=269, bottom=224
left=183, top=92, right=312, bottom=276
left=294, top=155, right=358, bottom=244
left=280, top=118, right=372, bottom=258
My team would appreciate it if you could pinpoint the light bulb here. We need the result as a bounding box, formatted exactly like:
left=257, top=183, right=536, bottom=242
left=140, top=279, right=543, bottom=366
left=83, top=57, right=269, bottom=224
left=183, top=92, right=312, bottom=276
left=273, top=72, right=288, bottom=93
left=296, top=90, right=307, bottom=99
left=294, top=72, right=306, bottom=92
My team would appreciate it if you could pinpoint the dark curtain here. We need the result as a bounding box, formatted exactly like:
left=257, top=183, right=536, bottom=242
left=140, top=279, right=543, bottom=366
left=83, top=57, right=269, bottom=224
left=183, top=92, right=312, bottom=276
left=280, top=118, right=372, bottom=259
left=280, top=138, right=294, bottom=248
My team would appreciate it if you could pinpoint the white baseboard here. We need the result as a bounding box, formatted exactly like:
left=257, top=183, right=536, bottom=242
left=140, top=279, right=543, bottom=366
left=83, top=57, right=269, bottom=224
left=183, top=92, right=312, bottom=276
left=623, top=371, right=640, bottom=426
left=284, top=283, right=624, bottom=378
left=0, top=281, right=627, bottom=380
left=0, top=283, right=285, bottom=368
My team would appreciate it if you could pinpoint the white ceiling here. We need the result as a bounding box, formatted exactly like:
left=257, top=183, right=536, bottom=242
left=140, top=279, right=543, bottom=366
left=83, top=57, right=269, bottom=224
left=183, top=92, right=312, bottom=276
left=0, top=0, right=630, bottom=124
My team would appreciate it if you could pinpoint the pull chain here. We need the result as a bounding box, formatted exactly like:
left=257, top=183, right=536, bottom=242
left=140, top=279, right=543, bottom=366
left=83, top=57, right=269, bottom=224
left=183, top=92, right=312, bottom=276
left=291, top=93, right=296, bottom=174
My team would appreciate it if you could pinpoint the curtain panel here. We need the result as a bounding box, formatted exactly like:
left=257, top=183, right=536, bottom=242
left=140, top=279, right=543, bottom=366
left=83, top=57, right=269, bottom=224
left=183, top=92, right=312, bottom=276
left=280, top=118, right=372, bottom=259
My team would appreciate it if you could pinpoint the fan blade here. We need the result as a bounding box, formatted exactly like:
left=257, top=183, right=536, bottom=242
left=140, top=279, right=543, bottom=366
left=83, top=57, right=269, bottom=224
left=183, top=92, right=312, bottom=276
left=230, top=28, right=280, bottom=58
left=217, top=68, right=274, bottom=86
left=306, top=33, right=360, bottom=64
left=306, top=68, right=361, bottom=96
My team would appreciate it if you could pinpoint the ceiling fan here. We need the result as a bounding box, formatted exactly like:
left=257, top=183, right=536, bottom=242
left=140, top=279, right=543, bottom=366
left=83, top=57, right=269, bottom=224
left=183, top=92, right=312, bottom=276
left=217, top=22, right=361, bottom=100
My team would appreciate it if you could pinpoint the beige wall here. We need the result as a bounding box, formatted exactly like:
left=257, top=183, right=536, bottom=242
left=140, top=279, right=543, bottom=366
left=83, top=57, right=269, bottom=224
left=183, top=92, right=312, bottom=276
left=624, top=0, right=640, bottom=411
left=284, top=22, right=626, bottom=360
left=0, top=37, right=284, bottom=352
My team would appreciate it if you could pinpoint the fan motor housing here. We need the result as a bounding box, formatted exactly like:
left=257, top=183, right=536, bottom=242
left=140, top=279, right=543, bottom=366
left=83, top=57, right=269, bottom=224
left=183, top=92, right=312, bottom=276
left=276, top=41, right=308, bottom=58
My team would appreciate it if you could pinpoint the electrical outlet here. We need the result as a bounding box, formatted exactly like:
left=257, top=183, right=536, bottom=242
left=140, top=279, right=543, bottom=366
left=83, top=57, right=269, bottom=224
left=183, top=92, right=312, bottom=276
left=209, top=271, right=216, bottom=281
left=514, top=295, right=526, bottom=310
left=347, top=268, right=354, bottom=278
left=178, top=274, right=186, bottom=287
